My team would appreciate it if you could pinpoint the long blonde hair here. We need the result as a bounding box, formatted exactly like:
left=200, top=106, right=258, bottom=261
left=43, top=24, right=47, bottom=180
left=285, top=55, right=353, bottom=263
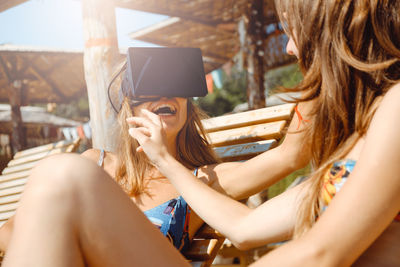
left=109, top=63, right=219, bottom=197
left=275, top=0, right=400, bottom=237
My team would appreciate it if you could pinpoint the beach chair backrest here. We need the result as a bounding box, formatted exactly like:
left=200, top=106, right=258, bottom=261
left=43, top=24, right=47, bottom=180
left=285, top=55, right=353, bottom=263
left=185, top=103, right=295, bottom=266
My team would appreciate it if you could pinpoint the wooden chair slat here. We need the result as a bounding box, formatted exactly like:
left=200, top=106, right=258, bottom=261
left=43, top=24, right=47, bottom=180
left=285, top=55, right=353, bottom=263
left=0, top=194, right=21, bottom=206
left=203, top=103, right=295, bottom=133
left=1, top=138, right=81, bottom=175
left=215, top=139, right=277, bottom=161
left=0, top=210, right=16, bottom=221
left=0, top=178, right=27, bottom=191
left=208, top=120, right=286, bottom=147
left=0, top=171, right=30, bottom=183
left=184, top=239, right=220, bottom=260
left=185, top=224, right=225, bottom=264
left=13, top=139, right=79, bottom=159
left=0, top=202, right=18, bottom=213
left=0, top=185, right=24, bottom=198
left=185, top=238, right=225, bottom=267
left=7, top=146, right=74, bottom=167
left=1, top=162, right=36, bottom=175
left=193, top=224, right=224, bottom=239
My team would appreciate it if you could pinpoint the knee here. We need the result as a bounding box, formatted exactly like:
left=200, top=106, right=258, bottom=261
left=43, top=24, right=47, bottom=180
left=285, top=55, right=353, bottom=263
left=27, top=153, right=105, bottom=201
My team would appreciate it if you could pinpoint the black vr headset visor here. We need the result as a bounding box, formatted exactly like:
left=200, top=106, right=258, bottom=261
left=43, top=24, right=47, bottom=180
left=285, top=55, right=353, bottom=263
left=109, top=47, right=208, bottom=112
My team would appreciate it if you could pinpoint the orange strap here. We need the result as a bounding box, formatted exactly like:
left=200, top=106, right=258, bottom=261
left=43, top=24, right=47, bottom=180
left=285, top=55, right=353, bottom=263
left=295, top=105, right=310, bottom=130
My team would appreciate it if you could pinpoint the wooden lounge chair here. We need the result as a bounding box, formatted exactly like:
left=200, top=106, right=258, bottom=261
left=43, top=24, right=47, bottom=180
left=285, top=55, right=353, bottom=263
left=185, top=103, right=295, bottom=267
left=0, top=103, right=295, bottom=266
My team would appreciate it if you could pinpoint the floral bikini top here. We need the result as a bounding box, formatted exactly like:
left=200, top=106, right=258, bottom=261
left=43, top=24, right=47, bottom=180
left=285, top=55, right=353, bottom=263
left=98, top=149, right=192, bottom=251
left=321, top=159, right=400, bottom=221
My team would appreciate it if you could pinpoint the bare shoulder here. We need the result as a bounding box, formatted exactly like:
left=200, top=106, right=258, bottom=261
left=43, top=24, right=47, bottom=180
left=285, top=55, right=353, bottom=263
left=81, top=148, right=101, bottom=163
left=81, top=148, right=118, bottom=177
left=381, top=82, right=400, bottom=106
left=365, top=83, right=400, bottom=159
left=371, top=83, right=400, bottom=126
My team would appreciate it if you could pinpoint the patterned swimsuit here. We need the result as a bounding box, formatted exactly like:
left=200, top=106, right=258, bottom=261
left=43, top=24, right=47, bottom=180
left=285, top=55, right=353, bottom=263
left=98, top=149, right=192, bottom=251
left=144, top=196, right=191, bottom=251
left=321, top=159, right=400, bottom=221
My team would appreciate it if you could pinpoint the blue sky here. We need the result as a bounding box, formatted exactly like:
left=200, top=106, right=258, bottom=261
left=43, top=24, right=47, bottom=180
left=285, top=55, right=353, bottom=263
left=0, top=0, right=167, bottom=49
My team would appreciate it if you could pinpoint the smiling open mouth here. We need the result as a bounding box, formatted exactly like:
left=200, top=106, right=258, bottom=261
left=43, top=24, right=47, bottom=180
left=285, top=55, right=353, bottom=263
left=153, top=105, right=177, bottom=115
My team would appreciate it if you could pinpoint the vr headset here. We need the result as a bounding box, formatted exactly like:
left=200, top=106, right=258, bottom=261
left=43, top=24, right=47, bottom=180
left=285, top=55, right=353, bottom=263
left=109, top=47, right=208, bottom=112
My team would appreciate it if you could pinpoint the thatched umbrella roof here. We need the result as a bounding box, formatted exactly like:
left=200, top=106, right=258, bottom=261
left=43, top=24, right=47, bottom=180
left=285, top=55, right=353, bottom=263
left=123, top=0, right=294, bottom=73
left=115, top=0, right=249, bottom=25
left=129, top=17, right=238, bottom=73
left=0, top=43, right=230, bottom=105
left=115, top=0, right=277, bottom=25
left=0, top=45, right=87, bottom=105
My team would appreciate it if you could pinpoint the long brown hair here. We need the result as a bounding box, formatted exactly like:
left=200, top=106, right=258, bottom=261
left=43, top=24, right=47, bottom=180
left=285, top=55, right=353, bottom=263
left=275, top=0, right=400, bottom=237
left=109, top=63, right=219, bottom=197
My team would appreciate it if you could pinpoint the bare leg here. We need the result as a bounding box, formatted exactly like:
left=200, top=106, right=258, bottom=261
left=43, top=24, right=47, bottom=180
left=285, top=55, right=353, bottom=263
left=3, top=154, right=190, bottom=267
left=0, top=216, right=14, bottom=252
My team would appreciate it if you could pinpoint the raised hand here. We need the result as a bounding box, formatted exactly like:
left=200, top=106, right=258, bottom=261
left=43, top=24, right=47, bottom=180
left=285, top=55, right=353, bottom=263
left=126, top=109, right=172, bottom=167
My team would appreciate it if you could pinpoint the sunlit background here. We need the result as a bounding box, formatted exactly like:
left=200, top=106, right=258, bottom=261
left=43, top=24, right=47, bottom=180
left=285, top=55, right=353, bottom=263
left=0, top=0, right=166, bottom=49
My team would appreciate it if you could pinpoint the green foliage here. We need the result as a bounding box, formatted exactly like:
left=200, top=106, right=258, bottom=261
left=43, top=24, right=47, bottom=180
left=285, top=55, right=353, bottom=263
left=268, top=164, right=311, bottom=199
left=195, top=64, right=303, bottom=117
left=194, top=68, right=247, bottom=117
left=266, top=64, right=303, bottom=95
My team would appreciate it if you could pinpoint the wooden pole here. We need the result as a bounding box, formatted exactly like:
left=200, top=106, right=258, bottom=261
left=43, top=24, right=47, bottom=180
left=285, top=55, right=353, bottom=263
left=1, top=54, right=26, bottom=154
left=7, top=80, right=26, bottom=154
left=82, top=0, right=119, bottom=151
left=245, top=0, right=267, bottom=110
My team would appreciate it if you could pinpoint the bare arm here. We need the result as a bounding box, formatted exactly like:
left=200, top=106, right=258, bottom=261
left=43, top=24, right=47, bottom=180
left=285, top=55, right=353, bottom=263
left=201, top=101, right=313, bottom=199
left=251, top=85, right=400, bottom=266
left=172, top=162, right=308, bottom=249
